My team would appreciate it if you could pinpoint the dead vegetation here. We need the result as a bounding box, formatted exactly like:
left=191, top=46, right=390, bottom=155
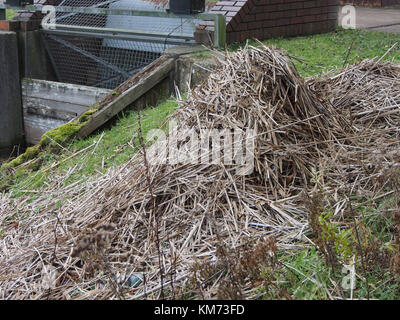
left=1, top=43, right=400, bottom=299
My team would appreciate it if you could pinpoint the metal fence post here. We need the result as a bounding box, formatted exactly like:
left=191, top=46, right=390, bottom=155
left=214, top=14, right=226, bottom=49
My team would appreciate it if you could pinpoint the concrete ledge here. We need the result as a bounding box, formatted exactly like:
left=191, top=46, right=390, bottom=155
left=175, top=51, right=220, bottom=93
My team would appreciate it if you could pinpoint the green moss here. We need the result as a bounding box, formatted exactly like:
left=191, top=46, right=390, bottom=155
left=0, top=117, right=88, bottom=191
left=78, top=109, right=97, bottom=123
left=0, top=97, right=178, bottom=194
left=2, top=146, right=40, bottom=170
left=1, top=105, right=99, bottom=173
left=190, top=50, right=213, bottom=60
left=39, top=121, right=83, bottom=148
left=0, top=171, right=13, bottom=192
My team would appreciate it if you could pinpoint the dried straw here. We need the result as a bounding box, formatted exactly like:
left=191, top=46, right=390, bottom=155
left=1, top=44, right=399, bottom=299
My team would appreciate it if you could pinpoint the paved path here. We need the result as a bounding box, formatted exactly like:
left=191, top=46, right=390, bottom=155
left=339, top=6, right=400, bottom=33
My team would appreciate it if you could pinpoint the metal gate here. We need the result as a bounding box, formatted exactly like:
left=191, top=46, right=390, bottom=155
left=0, top=1, right=226, bottom=90
left=37, top=0, right=224, bottom=89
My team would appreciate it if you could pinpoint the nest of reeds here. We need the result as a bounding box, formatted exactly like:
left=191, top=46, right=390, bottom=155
left=1, top=44, right=400, bottom=299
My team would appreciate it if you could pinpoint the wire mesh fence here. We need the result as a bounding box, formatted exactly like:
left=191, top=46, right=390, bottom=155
left=43, top=33, right=161, bottom=89
left=41, top=0, right=204, bottom=89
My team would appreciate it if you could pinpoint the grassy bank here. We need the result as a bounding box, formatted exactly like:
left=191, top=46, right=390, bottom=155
left=258, top=29, right=400, bottom=299
left=3, top=99, right=178, bottom=197
left=266, top=28, right=400, bottom=76
left=1, top=28, right=400, bottom=299
left=230, top=28, right=400, bottom=77
left=219, top=28, right=400, bottom=299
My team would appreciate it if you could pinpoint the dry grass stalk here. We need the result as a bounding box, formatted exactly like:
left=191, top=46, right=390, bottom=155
left=1, top=43, right=400, bottom=299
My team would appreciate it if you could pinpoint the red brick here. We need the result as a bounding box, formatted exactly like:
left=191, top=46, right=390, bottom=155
left=197, top=0, right=339, bottom=44
left=0, top=20, right=20, bottom=31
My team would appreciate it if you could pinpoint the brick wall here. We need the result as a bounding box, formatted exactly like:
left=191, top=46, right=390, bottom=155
left=196, top=0, right=339, bottom=44
left=339, top=0, right=400, bottom=6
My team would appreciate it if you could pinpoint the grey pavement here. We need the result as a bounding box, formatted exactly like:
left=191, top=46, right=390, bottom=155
left=339, top=6, right=400, bottom=33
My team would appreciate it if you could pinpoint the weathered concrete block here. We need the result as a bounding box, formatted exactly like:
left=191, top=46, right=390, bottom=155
left=175, top=52, right=220, bottom=93
left=18, top=30, right=54, bottom=81
left=21, top=78, right=111, bottom=144
left=0, top=30, right=24, bottom=156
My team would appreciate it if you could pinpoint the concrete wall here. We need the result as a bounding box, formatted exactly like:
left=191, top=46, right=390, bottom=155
left=22, top=79, right=111, bottom=144
left=0, top=20, right=56, bottom=81
left=18, top=29, right=56, bottom=81
left=0, top=30, right=24, bottom=157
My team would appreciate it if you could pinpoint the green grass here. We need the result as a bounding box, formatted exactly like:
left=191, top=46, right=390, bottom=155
left=277, top=248, right=335, bottom=300
left=271, top=246, right=400, bottom=300
left=8, top=99, right=178, bottom=197
left=230, top=28, right=400, bottom=77
left=2, top=27, right=400, bottom=299
left=5, top=9, right=17, bottom=20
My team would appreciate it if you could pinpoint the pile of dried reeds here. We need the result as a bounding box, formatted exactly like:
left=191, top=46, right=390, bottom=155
left=1, top=44, right=400, bottom=299
left=308, top=57, right=400, bottom=198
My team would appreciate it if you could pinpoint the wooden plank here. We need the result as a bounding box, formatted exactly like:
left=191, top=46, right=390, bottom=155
left=21, top=79, right=111, bottom=107
left=77, top=56, right=175, bottom=138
